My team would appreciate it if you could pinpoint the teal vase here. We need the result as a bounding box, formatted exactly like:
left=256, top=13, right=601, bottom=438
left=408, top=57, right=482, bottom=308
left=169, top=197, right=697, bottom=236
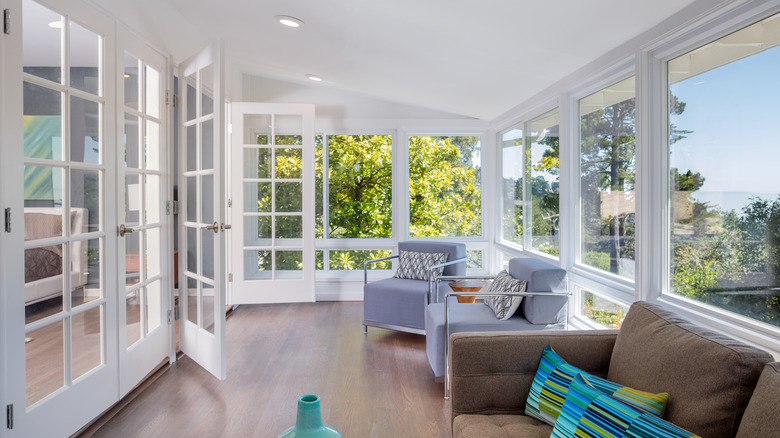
left=278, top=394, right=342, bottom=438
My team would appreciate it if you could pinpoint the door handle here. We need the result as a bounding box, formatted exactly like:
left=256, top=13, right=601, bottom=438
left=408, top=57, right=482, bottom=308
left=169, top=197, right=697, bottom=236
left=202, top=221, right=219, bottom=234
left=118, top=224, right=136, bottom=237
left=221, top=223, right=232, bottom=232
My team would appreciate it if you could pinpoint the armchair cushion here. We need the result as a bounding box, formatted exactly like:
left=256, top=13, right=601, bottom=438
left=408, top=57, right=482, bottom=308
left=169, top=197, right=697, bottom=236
left=484, top=270, right=527, bottom=320
left=393, top=250, right=448, bottom=281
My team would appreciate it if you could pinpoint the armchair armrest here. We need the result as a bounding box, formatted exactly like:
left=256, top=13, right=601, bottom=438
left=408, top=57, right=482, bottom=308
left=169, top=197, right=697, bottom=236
left=363, top=254, right=398, bottom=284
left=427, top=256, right=468, bottom=302
left=449, top=329, right=618, bottom=419
left=444, top=290, right=572, bottom=398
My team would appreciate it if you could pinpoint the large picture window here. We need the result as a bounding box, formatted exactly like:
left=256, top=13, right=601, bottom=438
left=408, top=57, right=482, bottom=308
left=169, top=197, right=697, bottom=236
left=668, top=13, right=780, bottom=327
left=408, top=135, right=482, bottom=237
left=525, top=110, right=560, bottom=256
left=579, top=77, right=636, bottom=279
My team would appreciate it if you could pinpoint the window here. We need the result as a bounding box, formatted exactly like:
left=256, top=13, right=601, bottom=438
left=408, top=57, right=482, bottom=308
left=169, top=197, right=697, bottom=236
left=501, top=127, right=523, bottom=246
left=525, top=110, right=560, bottom=256
left=315, top=134, right=393, bottom=271
left=579, top=77, right=636, bottom=279
left=580, top=290, right=628, bottom=329
left=668, top=13, right=780, bottom=327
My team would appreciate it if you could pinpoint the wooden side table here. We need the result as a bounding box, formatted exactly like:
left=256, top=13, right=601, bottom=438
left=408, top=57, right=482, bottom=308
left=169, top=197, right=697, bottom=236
left=448, top=281, right=484, bottom=303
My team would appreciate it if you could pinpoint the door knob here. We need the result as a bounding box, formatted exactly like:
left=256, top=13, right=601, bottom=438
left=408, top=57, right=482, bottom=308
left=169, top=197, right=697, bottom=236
left=118, top=224, right=136, bottom=237
left=202, top=221, right=219, bottom=234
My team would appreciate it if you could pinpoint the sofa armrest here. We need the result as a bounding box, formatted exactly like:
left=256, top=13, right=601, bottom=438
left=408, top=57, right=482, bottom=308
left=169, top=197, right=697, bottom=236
left=449, top=330, right=618, bottom=420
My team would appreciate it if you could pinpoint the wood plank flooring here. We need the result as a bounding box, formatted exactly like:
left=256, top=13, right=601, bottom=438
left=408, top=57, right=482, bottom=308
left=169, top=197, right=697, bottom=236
left=79, top=302, right=451, bottom=438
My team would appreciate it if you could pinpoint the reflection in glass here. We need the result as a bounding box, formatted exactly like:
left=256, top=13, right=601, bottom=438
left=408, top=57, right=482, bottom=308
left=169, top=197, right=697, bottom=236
left=145, top=120, right=160, bottom=170
left=145, top=174, right=161, bottom=224
left=125, top=230, right=140, bottom=287
left=244, top=250, right=272, bottom=280
left=72, top=305, right=102, bottom=380
left=24, top=83, right=63, bottom=160
left=186, top=75, right=196, bottom=122
left=526, top=111, right=560, bottom=256
left=73, top=238, right=101, bottom=308
left=276, top=182, right=302, bottom=212
left=186, top=276, right=198, bottom=326
left=71, top=169, right=100, bottom=233
left=124, top=113, right=140, bottom=168
left=69, top=20, right=100, bottom=95
left=202, top=119, right=214, bottom=170
left=244, top=114, right=272, bottom=144
left=245, top=182, right=272, bottom=213
left=145, top=65, right=160, bottom=119
left=580, top=290, right=627, bottom=329
left=145, top=228, right=161, bottom=280
left=125, top=290, right=141, bottom=348
left=23, top=0, right=62, bottom=84
left=24, top=244, right=64, bottom=325
left=202, top=283, right=215, bottom=334
left=243, top=147, right=271, bottom=178
left=186, top=177, right=197, bottom=223
left=186, top=227, right=198, bottom=276
left=501, top=128, right=523, bottom=246
left=124, top=52, right=140, bottom=110
left=201, top=229, right=214, bottom=280
left=186, top=124, right=197, bottom=171
left=200, top=64, right=214, bottom=116
left=26, top=321, right=64, bottom=407
left=124, top=174, right=141, bottom=227
left=23, top=166, right=64, bottom=240
left=146, top=281, right=162, bottom=334
left=70, top=96, right=100, bottom=163
left=201, top=174, right=214, bottom=225
left=243, top=215, right=272, bottom=245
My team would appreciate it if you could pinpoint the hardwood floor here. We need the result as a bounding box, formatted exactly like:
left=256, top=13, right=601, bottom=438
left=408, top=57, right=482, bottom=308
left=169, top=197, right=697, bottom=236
left=79, top=302, right=451, bottom=438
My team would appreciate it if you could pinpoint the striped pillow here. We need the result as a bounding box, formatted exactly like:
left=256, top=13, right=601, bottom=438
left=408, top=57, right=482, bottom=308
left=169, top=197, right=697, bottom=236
left=525, top=346, right=668, bottom=426
left=551, top=373, right=700, bottom=438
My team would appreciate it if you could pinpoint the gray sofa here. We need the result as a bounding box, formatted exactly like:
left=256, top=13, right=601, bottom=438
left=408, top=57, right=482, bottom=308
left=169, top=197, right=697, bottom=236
left=449, top=301, right=778, bottom=438
left=426, top=256, right=568, bottom=382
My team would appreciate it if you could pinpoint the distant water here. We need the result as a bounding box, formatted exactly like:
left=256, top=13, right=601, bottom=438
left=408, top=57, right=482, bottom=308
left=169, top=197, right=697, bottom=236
left=692, top=191, right=780, bottom=214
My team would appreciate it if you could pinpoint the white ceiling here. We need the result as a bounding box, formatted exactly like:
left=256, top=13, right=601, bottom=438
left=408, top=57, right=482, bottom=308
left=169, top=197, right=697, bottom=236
left=106, top=0, right=700, bottom=120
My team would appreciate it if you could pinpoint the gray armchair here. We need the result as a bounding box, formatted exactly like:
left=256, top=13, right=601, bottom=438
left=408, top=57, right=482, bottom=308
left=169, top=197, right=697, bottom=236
left=363, top=241, right=467, bottom=335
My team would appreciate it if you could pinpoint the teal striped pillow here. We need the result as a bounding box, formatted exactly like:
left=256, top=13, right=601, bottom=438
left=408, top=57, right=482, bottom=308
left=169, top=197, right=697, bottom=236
left=551, top=373, right=700, bottom=438
left=525, top=346, right=668, bottom=426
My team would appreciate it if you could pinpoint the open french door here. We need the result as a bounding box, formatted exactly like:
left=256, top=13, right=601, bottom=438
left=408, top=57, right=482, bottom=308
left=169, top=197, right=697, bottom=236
left=229, top=103, right=315, bottom=304
left=178, top=42, right=227, bottom=379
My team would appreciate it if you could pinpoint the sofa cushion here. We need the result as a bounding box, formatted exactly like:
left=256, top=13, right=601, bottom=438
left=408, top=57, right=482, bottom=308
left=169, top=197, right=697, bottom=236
left=608, top=301, right=773, bottom=438
left=393, top=250, right=447, bottom=281
left=526, top=345, right=668, bottom=426
left=484, top=270, right=527, bottom=320
left=735, top=362, right=780, bottom=438
left=551, top=373, right=700, bottom=438
left=453, top=414, right=552, bottom=438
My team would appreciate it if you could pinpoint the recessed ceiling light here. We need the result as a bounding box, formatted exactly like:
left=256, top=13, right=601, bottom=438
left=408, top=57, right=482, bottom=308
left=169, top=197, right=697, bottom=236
left=276, top=15, right=304, bottom=28
left=48, top=20, right=63, bottom=29
left=306, top=74, right=323, bottom=82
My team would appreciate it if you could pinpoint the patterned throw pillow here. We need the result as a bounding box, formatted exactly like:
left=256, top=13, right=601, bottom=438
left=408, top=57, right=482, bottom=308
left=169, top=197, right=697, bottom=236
left=525, top=346, right=669, bottom=426
left=393, top=250, right=448, bottom=281
left=551, top=373, right=700, bottom=438
left=483, top=270, right=527, bottom=320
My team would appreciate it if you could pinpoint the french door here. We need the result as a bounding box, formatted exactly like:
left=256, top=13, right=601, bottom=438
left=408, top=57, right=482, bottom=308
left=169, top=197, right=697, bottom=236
left=229, top=103, right=315, bottom=304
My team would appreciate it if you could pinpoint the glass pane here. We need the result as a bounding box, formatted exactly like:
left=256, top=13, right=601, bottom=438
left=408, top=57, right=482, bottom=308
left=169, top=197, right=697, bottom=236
left=501, top=127, right=523, bottom=245
left=275, top=148, right=302, bottom=179
left=125, top=290, right=141, bottom=347
left=275, top=215, right=302, bottom=239
left=145, top=227, right=161, bottom=280
left=245, top=182, right=272, bottom=213
left=69, top=20, right=100, bottom=95
left=244, top=114, right=272, bottom=144
left=328, top=135, right=393, bottom=238
left=244, top=250, right=272, bottom=280
left=24, top=166, right=64, bottom=240
left=145, top=120, right=160, bottom=170
left=409, top=135, right=482, bottom=237
left=124, top=113, right=140, bottom=168
left=185, top=75, right=196, bottom=122
left=244, top=215, right=272, bottom=246
left=201, top=229, right=214, bottom=280
left=71, top=169, right=99, bottom=233
left=202, top=119, right=214, bottom=170
left=146, top=281, right=162, bottom=334
left=186, top=124, right=197, bottom=171
left=202, top=282, right=215, bottom=334
left=24, top=83, right=63, bottom=160
left=186, top=176, right=197, bottom=223
left=24, top=244, right=64, bottom=324
left=70, top=96, right=100, bottom=163
left=125, top=174, right=141, bottom=227
left=145, top=174, right=161, bottom=224
left=74, top=238, right=101, bottom=308
left=201, top=174, right=213, bottom=225
left=580, top=290, right=628, bottom=329
left=23, top=0, right=62, bottom=84
left=276, top=250, right=303, bottom=271
left=274, top=114, right=302, bottom=141
left=276, top=182, right=302, bottom=213
left=125, top=230, right=140, bottom=287
left=200, top=64, right=214, bottom=116
left=329, top=250, right=392, bottom=271
left=145, top=65, right=160, bottom=118
left=243, top=147, right=271, bottom=178
left=315, top=135, right=324, bottom=239
left=26, top=321, right=64, bottom=407
left=186, top=276, right=198, bottom=325
left=467, top=250, right=483, bottom=269
left=72, top=305, right=102, bottom=380
left=580, top=77, right=636, bottom=279
left=123, top=52, right=140, bottom=110
left=275, top=134, right=302, bottom=146
left=186, top=227, right=198, bottom=275
left=315, top=250, right=324, bottom=270
left=668, top=13, right=780, bottom=327
left=526, top=110, right=560, bottom=257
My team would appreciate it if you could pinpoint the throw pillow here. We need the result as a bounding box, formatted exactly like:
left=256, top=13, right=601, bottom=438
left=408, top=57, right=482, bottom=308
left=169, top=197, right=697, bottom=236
left=483, top=270, right=527, bottom=320
left=393, top=250, right=448, bottom=281
left=551, top=373, right=700, bottom=438
left=525, top=346, right=668, bottom=426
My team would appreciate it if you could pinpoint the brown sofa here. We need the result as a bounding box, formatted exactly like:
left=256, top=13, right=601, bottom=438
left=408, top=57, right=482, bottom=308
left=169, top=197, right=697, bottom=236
left=449, top=301, right=778, bottom=438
